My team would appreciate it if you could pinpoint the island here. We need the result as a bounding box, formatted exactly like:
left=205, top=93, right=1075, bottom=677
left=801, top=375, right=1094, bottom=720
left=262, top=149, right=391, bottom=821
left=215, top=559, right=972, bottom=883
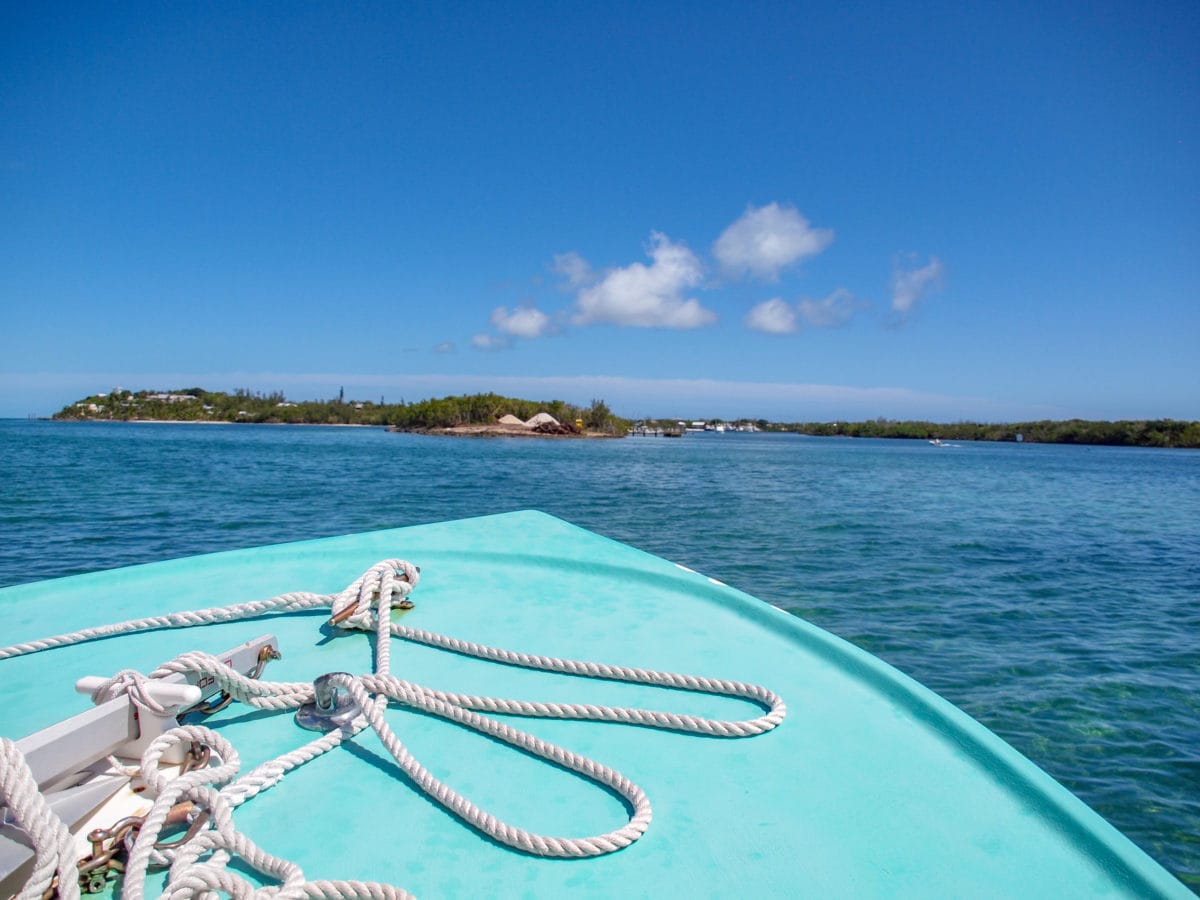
left=52, top=389, right=630, bottom=437
left=50, top=389, right=1200, bottom=448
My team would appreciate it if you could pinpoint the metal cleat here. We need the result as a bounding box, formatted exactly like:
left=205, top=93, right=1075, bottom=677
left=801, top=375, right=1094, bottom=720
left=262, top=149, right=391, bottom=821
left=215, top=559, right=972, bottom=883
left=0, top=634, right=281, bottom=894
left=72, top=677, right=201, bottom=764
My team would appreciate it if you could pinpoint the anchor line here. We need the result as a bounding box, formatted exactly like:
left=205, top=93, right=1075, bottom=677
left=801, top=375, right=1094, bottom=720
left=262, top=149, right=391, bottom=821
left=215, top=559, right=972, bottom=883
left=0, top=559, right=786, bottom=900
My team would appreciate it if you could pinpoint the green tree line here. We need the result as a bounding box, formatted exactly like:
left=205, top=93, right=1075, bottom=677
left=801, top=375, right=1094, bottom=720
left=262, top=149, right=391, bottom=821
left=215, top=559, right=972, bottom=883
left=50, top=391, right=1199, bottom=447
left=52, top=389, right=630, bottom=435
left=767, top=418, right=1200, bottom=448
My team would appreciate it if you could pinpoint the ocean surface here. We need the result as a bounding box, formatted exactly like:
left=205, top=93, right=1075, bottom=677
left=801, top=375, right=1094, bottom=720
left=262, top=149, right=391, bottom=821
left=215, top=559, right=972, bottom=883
left=1, top=419, right=1197, bottom=891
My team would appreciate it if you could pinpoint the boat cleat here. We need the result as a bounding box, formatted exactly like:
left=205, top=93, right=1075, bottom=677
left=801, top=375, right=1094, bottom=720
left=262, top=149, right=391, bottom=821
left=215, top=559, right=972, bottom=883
left=74, top=677, right=202, bottom=763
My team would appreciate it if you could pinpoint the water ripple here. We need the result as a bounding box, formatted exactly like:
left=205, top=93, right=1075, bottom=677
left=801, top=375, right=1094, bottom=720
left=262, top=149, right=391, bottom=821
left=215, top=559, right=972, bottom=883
left=0, top=421, right=1197, bottom=890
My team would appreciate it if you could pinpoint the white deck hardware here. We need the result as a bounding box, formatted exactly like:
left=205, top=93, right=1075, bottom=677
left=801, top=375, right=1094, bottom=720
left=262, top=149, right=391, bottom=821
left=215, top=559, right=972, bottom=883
left=0, top=634, right=279, bottom=893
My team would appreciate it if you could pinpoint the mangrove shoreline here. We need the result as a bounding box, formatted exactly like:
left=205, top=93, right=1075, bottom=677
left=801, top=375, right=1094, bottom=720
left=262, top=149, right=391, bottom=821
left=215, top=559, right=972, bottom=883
left=49, top=389, right=1200, bottom=448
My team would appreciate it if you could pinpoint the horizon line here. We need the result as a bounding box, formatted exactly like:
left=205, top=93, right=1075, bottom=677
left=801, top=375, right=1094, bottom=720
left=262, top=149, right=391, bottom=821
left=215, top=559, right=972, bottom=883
left=3, top=370, right=1194, bottom=422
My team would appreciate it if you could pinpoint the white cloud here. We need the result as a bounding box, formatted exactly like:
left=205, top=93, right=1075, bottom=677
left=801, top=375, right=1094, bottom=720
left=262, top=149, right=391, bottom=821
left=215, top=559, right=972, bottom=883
left=490, top=304, right=550, bottom=338
left=891, top=255, right=944, bottom=315
left=798, top=288, right=860, bottom=327
left=434, top=341, right=455, bottom=353
left=470, top=333, right=510, bottom=350
left=745, top=289, right=861, bottom=334
left=714, top=203, right=833, bottom=281
left=552, top=251, right=593, bottom=289
left=745, top=298, right=798, bottom=334
left=572, top=232, right=715, bottom=329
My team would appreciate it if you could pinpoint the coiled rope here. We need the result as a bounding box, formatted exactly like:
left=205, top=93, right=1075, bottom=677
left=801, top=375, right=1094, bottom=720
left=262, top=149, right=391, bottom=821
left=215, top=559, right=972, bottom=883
left=0, top=559, right=785, bottom=899
left=0, top=738, right=80, bottom=900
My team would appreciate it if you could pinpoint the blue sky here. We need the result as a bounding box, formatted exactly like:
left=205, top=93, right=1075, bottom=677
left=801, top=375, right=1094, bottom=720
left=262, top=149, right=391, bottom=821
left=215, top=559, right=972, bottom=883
left=2, top=2, right=1197, bottom=421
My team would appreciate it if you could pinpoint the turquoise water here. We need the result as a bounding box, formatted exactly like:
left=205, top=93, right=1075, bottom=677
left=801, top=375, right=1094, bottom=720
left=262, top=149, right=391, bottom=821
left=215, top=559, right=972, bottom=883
left=1, top=419, right=1197, bottom=890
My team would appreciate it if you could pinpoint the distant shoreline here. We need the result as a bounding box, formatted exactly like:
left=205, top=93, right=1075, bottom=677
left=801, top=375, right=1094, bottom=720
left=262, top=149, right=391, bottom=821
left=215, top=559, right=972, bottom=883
left=51, top=389, right=630, bottom=436
left=34, top=417, right=386, bottom=429
left=46, top=388, right=1200, bottom=448
left=48, top=419, right=612, bottom=437
left=38, top=417, right=1200, bottom=448
left=393, top=424, right=618, bottom=439
left=103, top=418, right=380, bottom=428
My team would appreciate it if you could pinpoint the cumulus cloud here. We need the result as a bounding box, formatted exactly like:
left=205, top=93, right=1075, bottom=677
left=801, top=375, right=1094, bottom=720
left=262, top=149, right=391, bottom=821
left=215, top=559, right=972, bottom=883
left=572, top=232, right=715, bottom=329
left=490, top=304, right=551, bottom=338
left=552, top=251, right=594, bottom=289
left=471, top=333, right=510, bottom=350
left=745, top=298, right=798, bottom=334
left=891, top=255, right=944, bottom=315
left=798, top=288, right=860, bottom=327
left=714, top=203, right=833, bottom=281
left=745, top=289, right=861, bottom=334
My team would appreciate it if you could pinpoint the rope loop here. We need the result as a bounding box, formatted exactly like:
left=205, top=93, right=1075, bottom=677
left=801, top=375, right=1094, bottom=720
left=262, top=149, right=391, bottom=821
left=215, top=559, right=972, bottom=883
left=0, top=557, right=782, bottom=900
left=0, top=738, right=80, bottom=900
left=328, top=560, right=419, bottom=629
left=139, top=726, right=241, bottom=796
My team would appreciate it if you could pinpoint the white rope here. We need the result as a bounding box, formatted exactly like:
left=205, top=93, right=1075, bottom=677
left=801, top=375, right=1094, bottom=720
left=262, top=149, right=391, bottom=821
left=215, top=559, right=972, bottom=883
left=0, top=559, right=785, bottom=899
left=0, top=559, right=416, bottom=662
left=0, top=738, right=80, bottom=900
left=0, top=593, right=328, bottom=660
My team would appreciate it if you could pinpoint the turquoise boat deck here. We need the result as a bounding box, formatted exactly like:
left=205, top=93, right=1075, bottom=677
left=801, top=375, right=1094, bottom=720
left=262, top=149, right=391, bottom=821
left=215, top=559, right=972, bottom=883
left=0, top=511, right=1189, bottom=897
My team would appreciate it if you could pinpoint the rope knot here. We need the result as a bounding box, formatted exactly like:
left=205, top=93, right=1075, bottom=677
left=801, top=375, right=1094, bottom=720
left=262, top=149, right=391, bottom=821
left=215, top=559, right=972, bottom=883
left=328, top=560, right=419, bottom=629
left=89, top=669, right=169, bottom=714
